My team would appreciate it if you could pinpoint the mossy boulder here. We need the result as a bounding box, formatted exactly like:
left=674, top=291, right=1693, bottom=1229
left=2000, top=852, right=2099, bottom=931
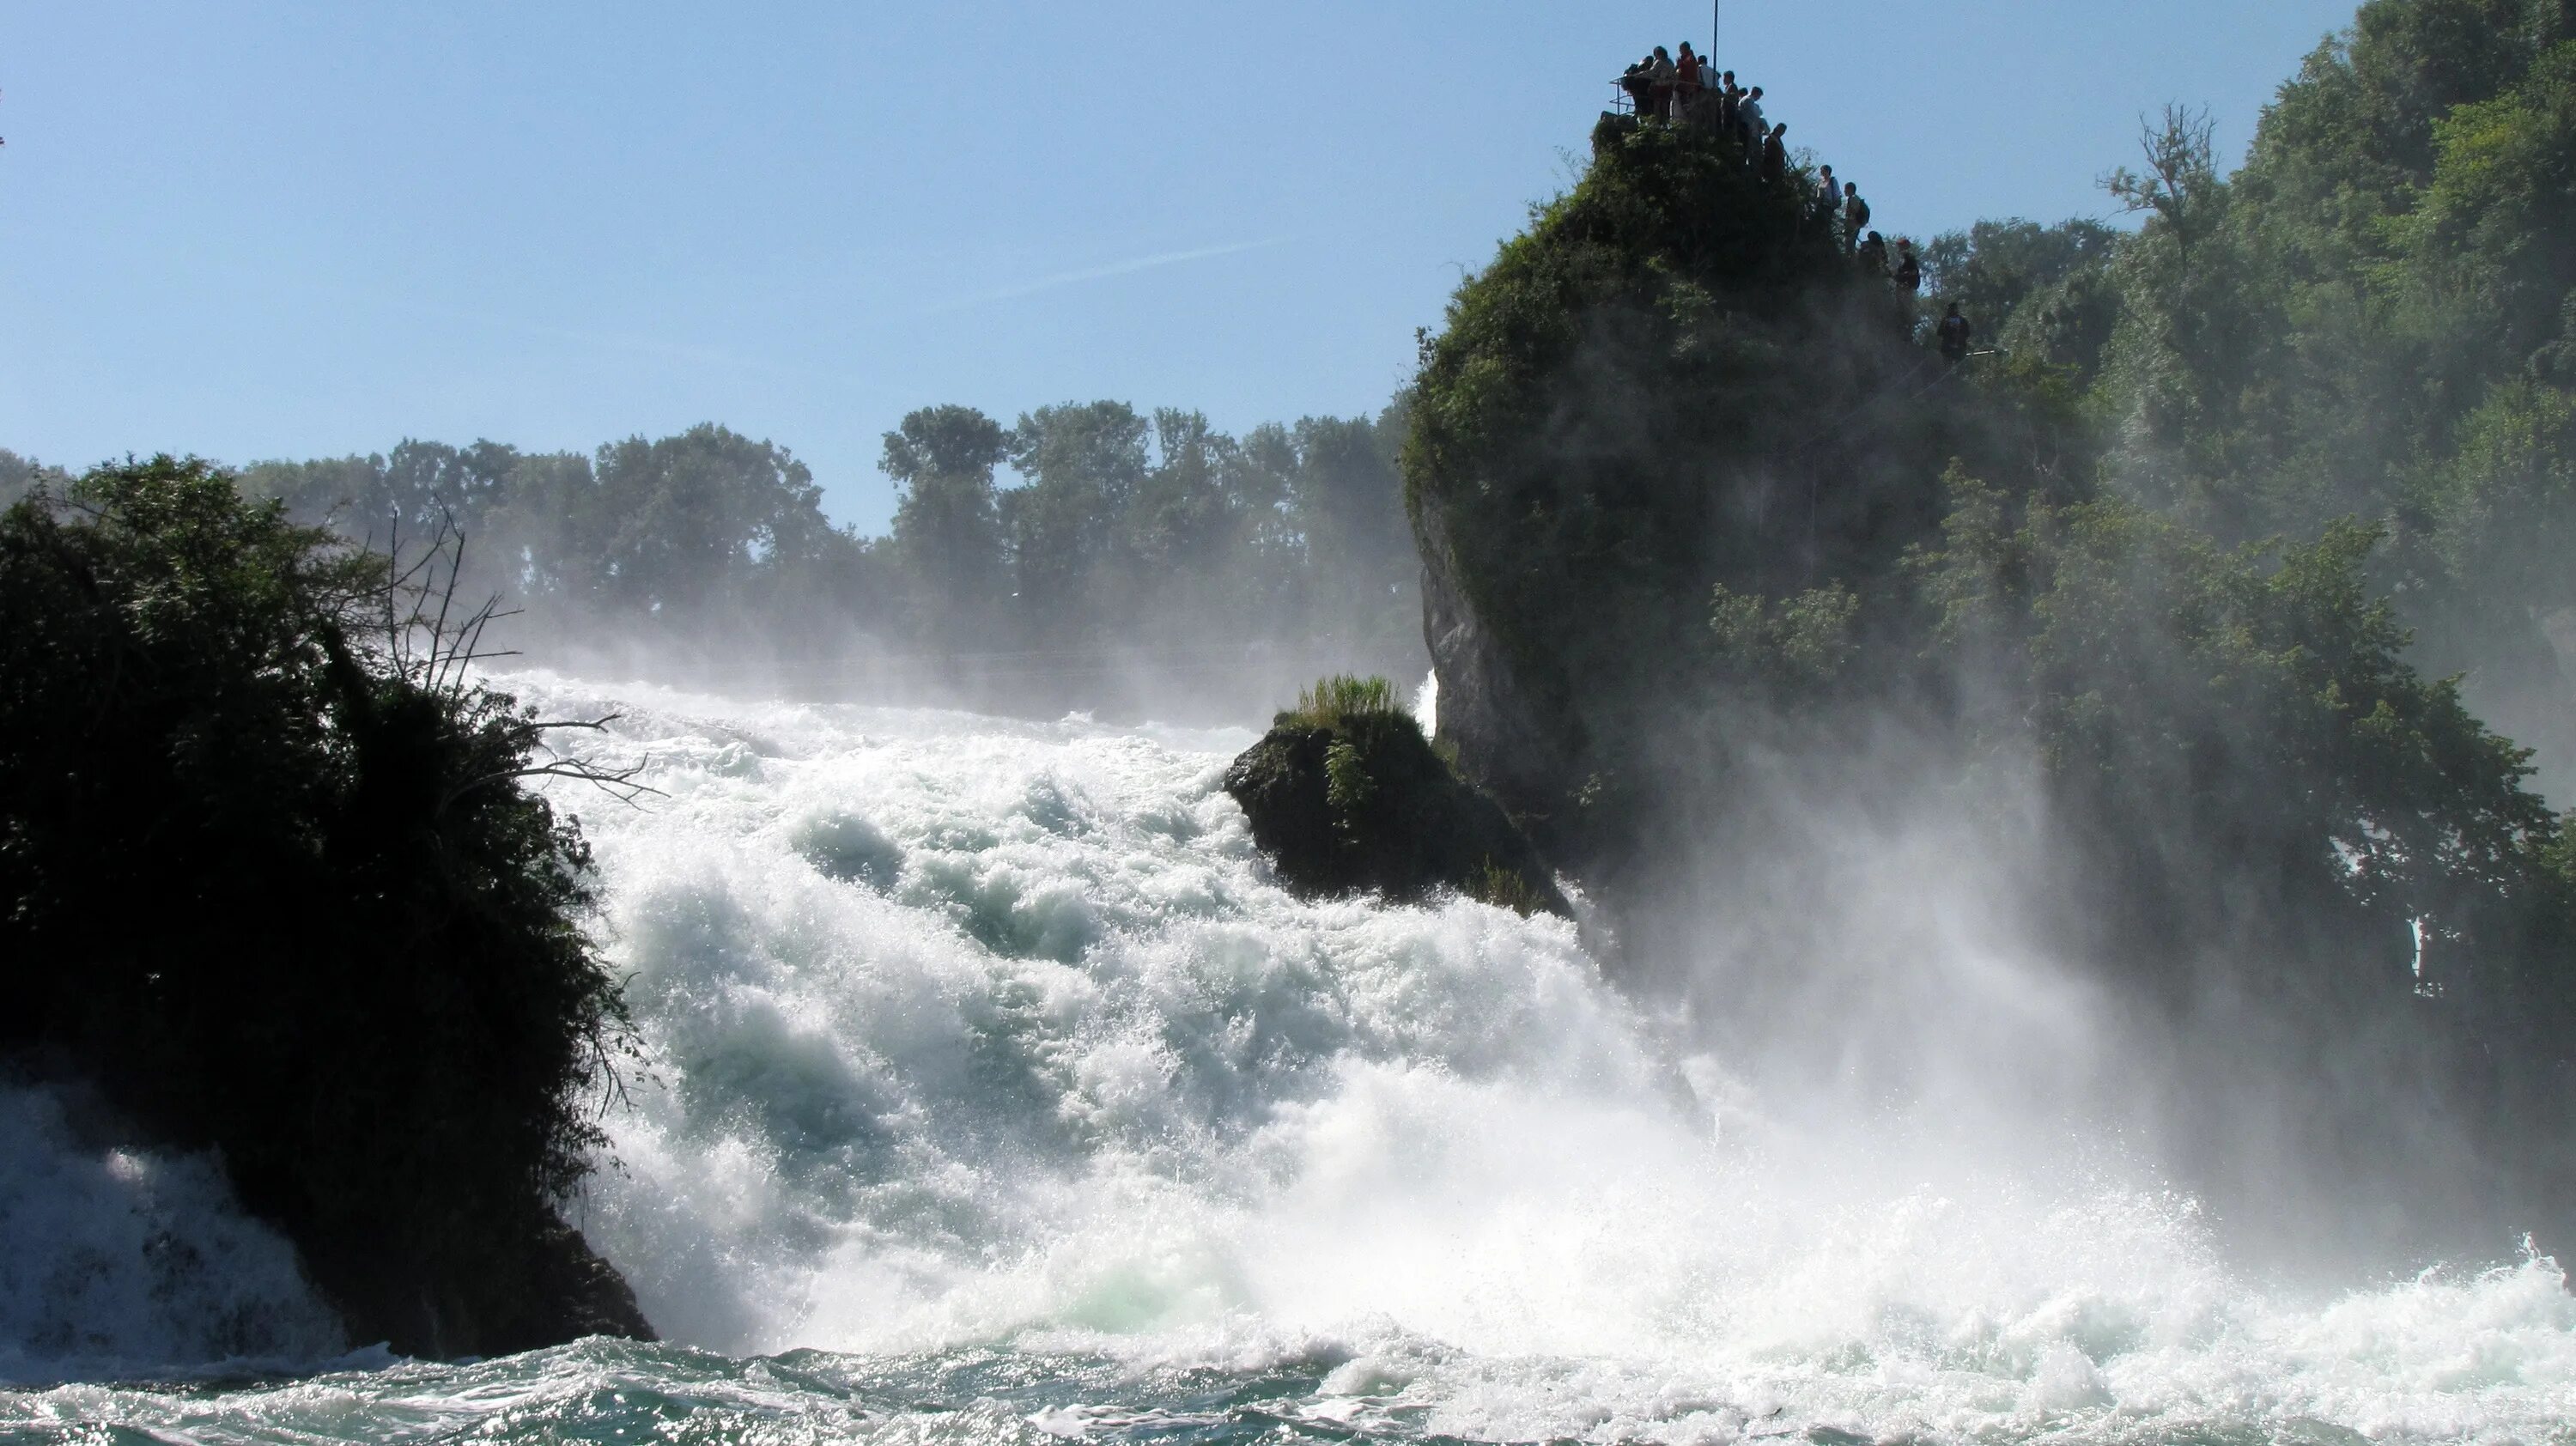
left=1224, top=686, right=1566, bottom=915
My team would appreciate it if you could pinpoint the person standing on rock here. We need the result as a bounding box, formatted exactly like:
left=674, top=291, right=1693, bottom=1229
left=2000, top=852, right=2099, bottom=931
left=1939, top=303, right=1974, bottom=364
left=1894, top=239, right=1923, bottom=295
left=1647, top=47, right=1677, bottom=122
left=1843, top=183, right=1872, bottom=251
left=1735, top=87, right=1766, bottom=157
left=1761, top=123, right=1788, bottom=185
left=1858, top=230, right=1890, bottom=276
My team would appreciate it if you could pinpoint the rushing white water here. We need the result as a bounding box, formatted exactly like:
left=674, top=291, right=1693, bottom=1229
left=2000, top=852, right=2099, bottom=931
left=534, top=674, right=2576, bottom=1439
left=0, top=1086, right=345, bottom=1385
left=8, top=672, right=2576, bottom=1443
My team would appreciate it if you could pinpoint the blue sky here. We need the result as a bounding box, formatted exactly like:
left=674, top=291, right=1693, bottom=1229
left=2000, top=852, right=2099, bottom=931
left=3, top=1, right=2357, bottom=533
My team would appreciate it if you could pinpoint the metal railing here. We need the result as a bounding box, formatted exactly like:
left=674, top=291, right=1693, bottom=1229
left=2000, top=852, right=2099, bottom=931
left=1608, top=78, right=1729, bottom=130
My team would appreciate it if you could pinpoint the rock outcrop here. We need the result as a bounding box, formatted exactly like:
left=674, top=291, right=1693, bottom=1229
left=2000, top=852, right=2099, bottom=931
left=311, top=1218, right=653, bottom=1359
left=1224, top=706, right=1567, bottom=916
left=1400, top=113, right=1953, bottom=880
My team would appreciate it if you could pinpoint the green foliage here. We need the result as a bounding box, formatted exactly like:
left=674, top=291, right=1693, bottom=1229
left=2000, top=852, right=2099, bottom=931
left=1323, top=737, right=1376, bottom=823
left=1001, top=401, right=1151, bottom=641
left=0, top=457, right=635, bottom=1354
left=1709, top=581, right=1862, bottom=688
left=2396, top=39, right=2576, bottom=380
left=881, top=405, right=1010, bottom=646
left=1405, top=29, right=2576, bottom=1242
left=1467, top=857, right=1550, bottom=918
left=1920, top=219, right=2123, bottom=380
left=2429, top=380, right=2576, bottom=613
left=1921, top=467, right=2563, bottom=991
left=2548, top=809, right=2576, bottom=887
left=240, top=427, right=875, bottom=646
left=1279, top=673, right=1404, bottom=730
left=578, top=424, right=856, bottom=615
left=1901, top=0, right=2576, bottom=787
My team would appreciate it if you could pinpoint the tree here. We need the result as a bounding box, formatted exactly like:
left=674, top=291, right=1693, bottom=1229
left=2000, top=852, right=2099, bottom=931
left=563, top=423, right=848, bottom=618
left=1918, top=219, right=2123, bottom=381
left=1002, top=401, right=1150, bottom=641
left=2097, top=106, right=2287, bottom=532
left=0, top=458, right=644, bottom=1355
left=882, top=404, right=1010, bottom=646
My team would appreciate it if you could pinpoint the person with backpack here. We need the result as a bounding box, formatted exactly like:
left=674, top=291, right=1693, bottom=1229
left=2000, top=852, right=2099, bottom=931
left=1843, top=184, right=1871, bottom=250
left=1858, top=231, right=1890, bottom=276
left=1938, top=303, right=1974, bottom=364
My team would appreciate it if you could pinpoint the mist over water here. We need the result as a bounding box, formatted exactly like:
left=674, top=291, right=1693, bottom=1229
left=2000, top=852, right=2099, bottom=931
left=9, top=672, right=2576, bottom=1443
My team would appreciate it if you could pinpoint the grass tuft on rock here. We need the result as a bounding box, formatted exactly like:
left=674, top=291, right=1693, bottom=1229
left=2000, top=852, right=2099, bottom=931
left=1278, top=673, right=1405, bottom=731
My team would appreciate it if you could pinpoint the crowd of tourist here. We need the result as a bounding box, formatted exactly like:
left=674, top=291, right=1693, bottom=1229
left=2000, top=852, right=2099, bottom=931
left=1615, top=44, right=1935, bottom=312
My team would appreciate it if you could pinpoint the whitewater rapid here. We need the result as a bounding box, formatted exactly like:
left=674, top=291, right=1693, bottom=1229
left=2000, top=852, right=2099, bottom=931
left=7, top=673, right=2575, bottom=1443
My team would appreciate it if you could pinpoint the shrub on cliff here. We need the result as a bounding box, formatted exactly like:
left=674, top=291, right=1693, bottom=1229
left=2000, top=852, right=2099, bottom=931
left=0, top=458, right=647, bottom=1357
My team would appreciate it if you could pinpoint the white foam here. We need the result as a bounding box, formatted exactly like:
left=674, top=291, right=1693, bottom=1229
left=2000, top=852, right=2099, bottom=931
left=499, top=672, right=2576, bottom=1442
left=0, top=1085, right=345, bottom=1385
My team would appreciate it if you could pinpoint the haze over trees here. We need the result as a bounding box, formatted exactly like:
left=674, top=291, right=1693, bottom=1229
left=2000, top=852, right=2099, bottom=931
left=179, top=404, right=1422, bottom=712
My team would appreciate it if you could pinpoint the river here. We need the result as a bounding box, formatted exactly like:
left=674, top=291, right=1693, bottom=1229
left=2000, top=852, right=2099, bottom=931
left=5, top=674, right=2571, bottom=1443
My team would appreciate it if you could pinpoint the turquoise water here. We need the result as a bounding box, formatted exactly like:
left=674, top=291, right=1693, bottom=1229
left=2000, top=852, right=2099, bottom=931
left=13, top=1289, right=2576, bottom=1446
left=3, top=1343, right=1388, bottom=1446
left=8, top=677, right=2574, bottom=1443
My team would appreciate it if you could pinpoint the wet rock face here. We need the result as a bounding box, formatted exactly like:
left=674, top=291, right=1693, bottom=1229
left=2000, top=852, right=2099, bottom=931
left=1413, top=498, right=1586, bottom=852
left=1222, top=713, right=1567, bottom=917
left=497, top=1223, right=657, bottom=1355
left=307, top=1214, right=654, bottom=1359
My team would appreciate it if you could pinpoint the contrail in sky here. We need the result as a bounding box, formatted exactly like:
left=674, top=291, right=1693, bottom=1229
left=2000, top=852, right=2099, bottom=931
left=927, top=239, right=1288, bottom=313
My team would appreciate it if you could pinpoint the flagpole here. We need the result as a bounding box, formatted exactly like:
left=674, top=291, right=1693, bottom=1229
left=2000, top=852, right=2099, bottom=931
left=1714, top=0, right=1722, bottom=60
